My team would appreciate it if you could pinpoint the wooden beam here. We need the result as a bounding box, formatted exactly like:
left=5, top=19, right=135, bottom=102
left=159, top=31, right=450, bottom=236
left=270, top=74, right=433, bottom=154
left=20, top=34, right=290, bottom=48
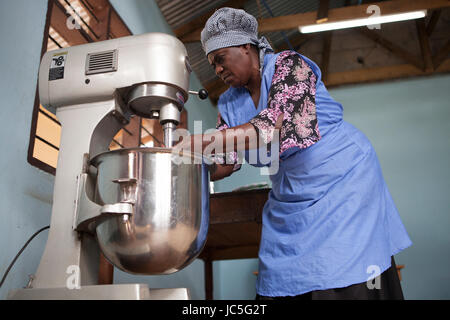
left=199, top=245, right=259, bottom=261
left=98, top=252, right=114, bottom=285
left=203, top=257, right=213, bottom=300
left=277, top=33, right=316, bottom=52
left=182, top=0, right=450, bottom=42
left=317, top=0, right=330, bottom=24
left=109, top=8, right=133, bottom=38
left=321, top=32, right=333, bottom=82
left=122, top=116, right=141, bottom=147
left=51, top=1, right=90, bottom=46
left=358, top=27, right=423, bottom=70
left=60, top=0, right=107, bottom=41
left=433, top=40, right=450, bottom=69
left=416, top=18, right=434, bottom=72
left=259, top=0, right=450, bottom=34
left=426, top=9, right=442, bottom=36
left=326, top=58, right=450, bottom=87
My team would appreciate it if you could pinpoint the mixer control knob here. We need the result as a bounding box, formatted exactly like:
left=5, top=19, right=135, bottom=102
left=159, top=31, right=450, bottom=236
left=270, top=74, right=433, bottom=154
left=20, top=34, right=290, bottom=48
left=198, top=89, right=208, bottom=100
left=189, top=89, right=209, bottom=100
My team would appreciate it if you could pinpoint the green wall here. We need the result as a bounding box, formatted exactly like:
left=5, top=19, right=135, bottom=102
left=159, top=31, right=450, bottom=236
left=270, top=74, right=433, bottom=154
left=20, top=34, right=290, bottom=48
left=0, top=0, right=53, bottom=300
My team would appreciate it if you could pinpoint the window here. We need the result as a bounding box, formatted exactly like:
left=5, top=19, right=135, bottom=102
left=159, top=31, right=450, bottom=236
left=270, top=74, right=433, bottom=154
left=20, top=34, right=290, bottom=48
left=28, top=0, right=187, bottom=174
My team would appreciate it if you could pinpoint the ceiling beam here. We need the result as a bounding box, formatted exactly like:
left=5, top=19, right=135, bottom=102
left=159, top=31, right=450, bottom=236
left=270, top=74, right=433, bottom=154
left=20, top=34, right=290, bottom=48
left=358, top=27, right=423, bottom=70
left=433, top=40, right=450, bottom=69
left=180, top=0, right=450, bottom=42
left=325, top=58, right=450, bottom=87
left=51, top=1, right=91, bottom=45
left=276, top=33, right=315, bottom=52
left=321, top=32, right=333, bottom=82
left=426, top=9, right=442, bottom=36
left=316, top=0, right=330, bottom=24
left=259, top=0, right=450, bottom=33
left=416, top=18, right=434, bottom=72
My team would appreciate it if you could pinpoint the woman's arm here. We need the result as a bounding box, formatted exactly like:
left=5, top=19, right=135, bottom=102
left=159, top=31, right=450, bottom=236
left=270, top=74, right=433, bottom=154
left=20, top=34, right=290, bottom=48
left=201, top=122, right=262, bottom=153
left=209, top=163, right=235, bottom=181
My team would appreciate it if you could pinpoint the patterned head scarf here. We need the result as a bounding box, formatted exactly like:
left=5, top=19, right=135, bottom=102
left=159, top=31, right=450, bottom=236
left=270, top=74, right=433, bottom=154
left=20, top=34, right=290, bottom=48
left=200, top=7, right=273, bottom=72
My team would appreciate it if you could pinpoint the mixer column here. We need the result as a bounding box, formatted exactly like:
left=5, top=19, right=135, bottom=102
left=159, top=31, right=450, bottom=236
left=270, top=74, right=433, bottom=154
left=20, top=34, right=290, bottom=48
left=159, top=102, right=181, bottom=148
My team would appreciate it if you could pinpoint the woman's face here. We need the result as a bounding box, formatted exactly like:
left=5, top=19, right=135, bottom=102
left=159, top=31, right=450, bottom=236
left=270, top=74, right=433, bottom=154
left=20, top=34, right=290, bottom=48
left=207, top=46, right=253, bottom=88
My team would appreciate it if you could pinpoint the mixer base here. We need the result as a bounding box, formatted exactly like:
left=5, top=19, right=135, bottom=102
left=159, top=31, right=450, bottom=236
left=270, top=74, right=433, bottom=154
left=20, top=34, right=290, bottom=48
left=8, top=284, right=189, bottom=300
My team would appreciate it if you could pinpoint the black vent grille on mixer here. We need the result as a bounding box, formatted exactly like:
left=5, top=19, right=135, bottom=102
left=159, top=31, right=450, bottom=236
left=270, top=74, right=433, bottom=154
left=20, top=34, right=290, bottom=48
left=85, top=50, right=118, bottom=75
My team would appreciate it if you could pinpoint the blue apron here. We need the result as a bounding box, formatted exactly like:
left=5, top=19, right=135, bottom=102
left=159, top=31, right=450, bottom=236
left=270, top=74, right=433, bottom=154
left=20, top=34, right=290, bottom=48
left=217, top=52, right=412, bottom=296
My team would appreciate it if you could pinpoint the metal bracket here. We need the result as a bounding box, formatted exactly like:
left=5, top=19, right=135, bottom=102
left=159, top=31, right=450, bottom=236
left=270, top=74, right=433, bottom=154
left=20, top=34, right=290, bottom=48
left=74, top=173, right=134, bottom=234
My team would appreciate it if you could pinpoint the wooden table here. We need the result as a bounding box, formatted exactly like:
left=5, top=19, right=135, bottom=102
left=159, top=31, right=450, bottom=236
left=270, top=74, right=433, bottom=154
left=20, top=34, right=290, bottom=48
left=199, top=188, right=270, bottom=300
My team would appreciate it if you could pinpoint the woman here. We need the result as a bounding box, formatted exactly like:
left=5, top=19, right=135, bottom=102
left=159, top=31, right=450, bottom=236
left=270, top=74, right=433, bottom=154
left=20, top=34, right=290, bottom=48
left=183, top=7, right=412, bottom=299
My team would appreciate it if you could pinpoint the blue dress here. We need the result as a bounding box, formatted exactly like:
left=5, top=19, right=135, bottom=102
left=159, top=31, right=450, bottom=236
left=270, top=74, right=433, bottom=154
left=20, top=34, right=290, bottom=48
left=216, top=51, right=412, bottom=296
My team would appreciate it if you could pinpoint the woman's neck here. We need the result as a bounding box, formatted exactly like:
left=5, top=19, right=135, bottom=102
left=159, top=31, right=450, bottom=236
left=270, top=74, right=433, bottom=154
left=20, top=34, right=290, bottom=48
left=244, top=50, right=262, bottom=107
left=245, top=63, right=261, bottom=94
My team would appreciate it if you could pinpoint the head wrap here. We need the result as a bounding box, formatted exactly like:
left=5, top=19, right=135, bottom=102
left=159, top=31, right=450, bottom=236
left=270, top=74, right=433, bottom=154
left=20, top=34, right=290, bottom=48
left=200, top=7, right=273, bottom=72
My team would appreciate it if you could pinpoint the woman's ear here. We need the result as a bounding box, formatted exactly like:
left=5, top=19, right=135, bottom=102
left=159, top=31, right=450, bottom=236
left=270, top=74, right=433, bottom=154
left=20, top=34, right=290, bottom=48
left=241, top=43, right=251, bottom=54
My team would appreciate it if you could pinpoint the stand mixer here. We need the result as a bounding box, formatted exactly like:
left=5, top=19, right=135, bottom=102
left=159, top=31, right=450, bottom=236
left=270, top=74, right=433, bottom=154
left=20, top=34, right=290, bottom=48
left=8, top=33, right=210, bottom=299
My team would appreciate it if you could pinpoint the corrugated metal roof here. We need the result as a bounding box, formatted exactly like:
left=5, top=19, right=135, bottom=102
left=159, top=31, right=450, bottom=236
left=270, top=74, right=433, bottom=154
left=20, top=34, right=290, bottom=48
left=157, top=0, right=228, bottom=29
left=157, top=0, right=450, bottom=101
left=155, top=0, right=351, bottom=93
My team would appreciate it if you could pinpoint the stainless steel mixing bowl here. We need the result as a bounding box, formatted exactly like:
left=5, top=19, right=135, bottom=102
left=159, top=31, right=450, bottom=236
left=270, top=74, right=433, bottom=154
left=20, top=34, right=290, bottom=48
left=90, top=147, right=209, bottom=275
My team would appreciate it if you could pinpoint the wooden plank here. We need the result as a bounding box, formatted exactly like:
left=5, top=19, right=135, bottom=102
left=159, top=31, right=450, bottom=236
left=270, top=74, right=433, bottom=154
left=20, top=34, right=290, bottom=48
left=58, top=0, right=101, bottom=40
left=209, top=189, right=268, bottom=224
left=426, top=9, right=442, bottom=36
left=203, top=258, right=213, bottom=300
left=416, top=18, right=434, bottom=72
left=326, top=58, right=450, bottom=87
left=199, top=245, right=259, bottom=261
left=109, top=8, right=132, bottom=38
left=433, top=40, right=450, bottom=69
left=51, top=0, right=89, bottom=46
left=259, top=0, right=450, bottom=34
left=206, top=222, right=260, bottom=247
left=98, top=252, right=113, bottom=284
left=121, top=116, right=141, bottom=147
left=141, top=118, right=164, bottom=147
left=321, top=32, right=333, bottom=82
left=358, top=27, right=423, bottom=70
left=277, top=33, right=316, bottom=52
left=181, top=0, right=450, bottom=42
left=317, top=0, right=330, bottom=23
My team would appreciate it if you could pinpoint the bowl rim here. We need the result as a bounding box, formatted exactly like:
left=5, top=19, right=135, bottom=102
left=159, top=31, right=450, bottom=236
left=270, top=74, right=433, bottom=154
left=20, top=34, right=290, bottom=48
left=90, top=147, right=206, bottom=167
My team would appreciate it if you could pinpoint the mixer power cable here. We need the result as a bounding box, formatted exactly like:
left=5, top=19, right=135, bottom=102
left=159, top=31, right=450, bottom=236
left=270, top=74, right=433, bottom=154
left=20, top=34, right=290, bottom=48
left=0, top=225, right=50, bottom=289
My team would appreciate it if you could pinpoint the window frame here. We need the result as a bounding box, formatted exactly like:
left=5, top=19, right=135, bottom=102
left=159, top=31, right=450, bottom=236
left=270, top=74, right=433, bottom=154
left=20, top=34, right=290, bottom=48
left=27, top=0, right=56, bottom=175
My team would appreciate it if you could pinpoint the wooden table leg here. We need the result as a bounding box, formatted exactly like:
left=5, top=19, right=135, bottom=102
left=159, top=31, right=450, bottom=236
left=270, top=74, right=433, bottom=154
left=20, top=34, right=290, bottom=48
left=204, top=257, right=213, bottom=300
left=98, top=252, right=114, bottom=285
